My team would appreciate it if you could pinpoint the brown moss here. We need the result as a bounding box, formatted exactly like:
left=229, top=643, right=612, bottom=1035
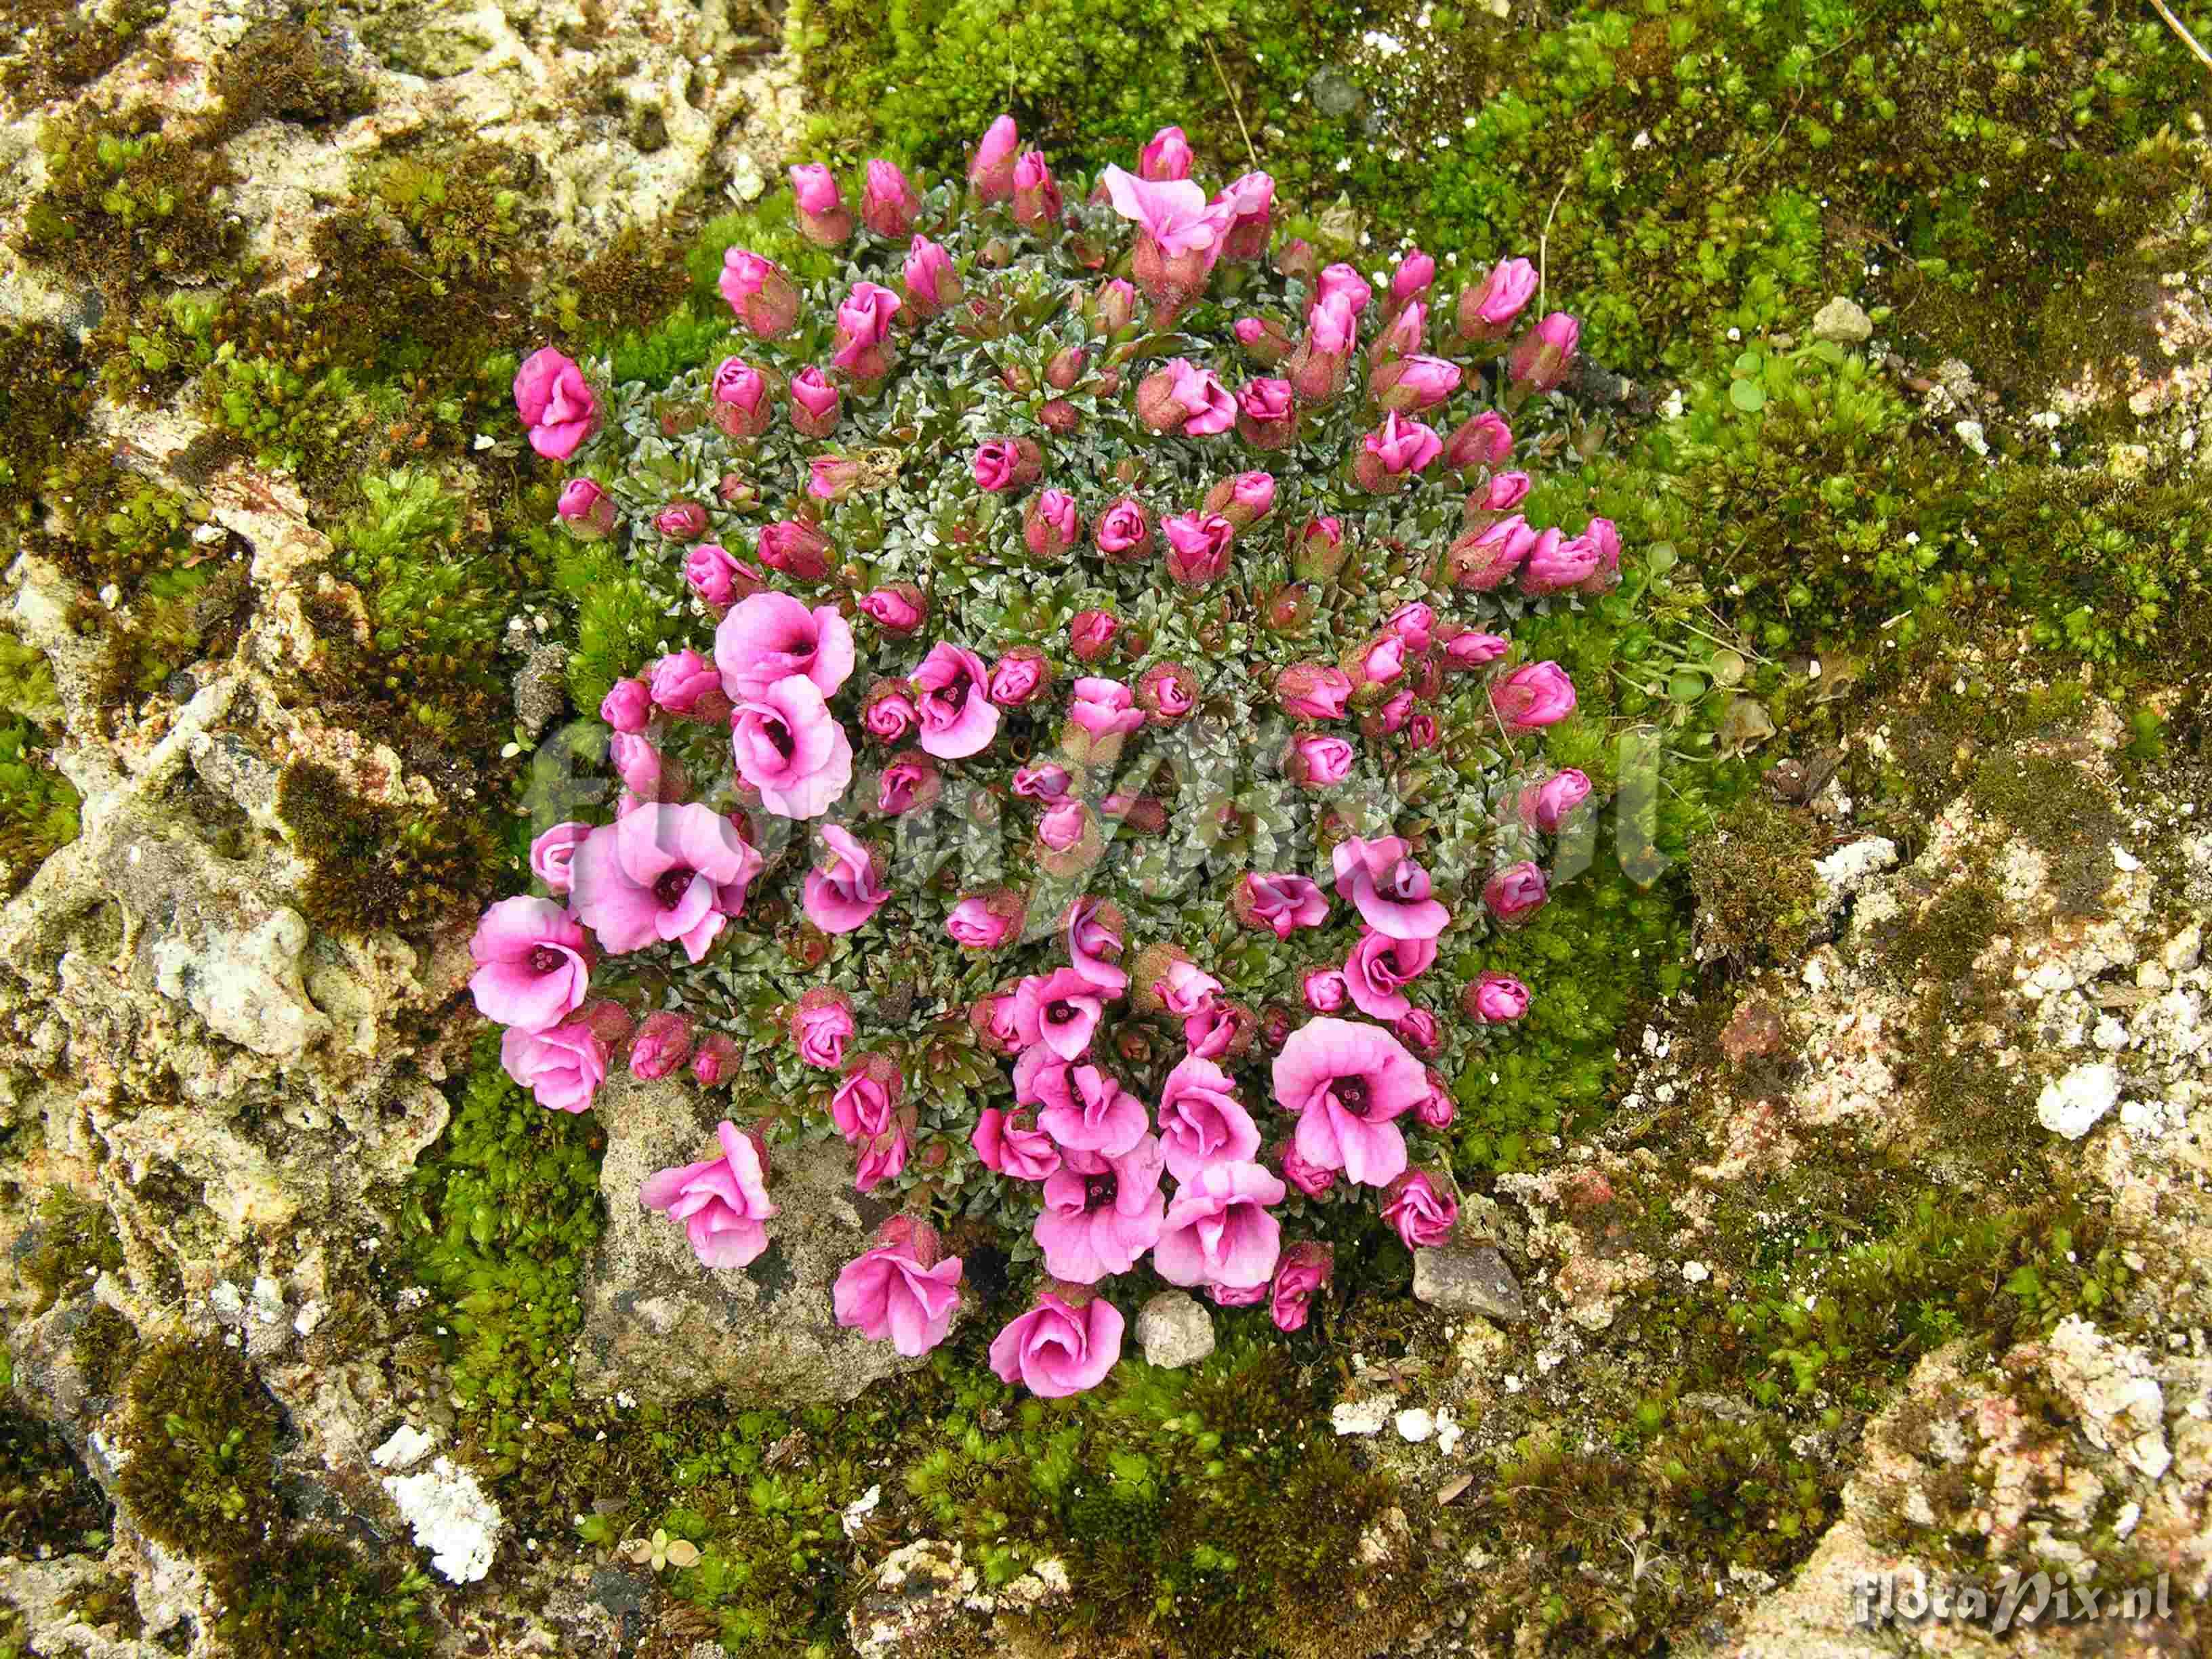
left=204, top=18, right=371, bottom=140
left=274, top=760, right=506, bottom=939
left=0, top=0, right=167, bottom=101
left=113, top=1337, right=281, bottom=1561
left=1686, top=794, right=1828, bottom=966
left=17, top=105, right=242, bottom=295
left=0, top=322, right=95, bottom=529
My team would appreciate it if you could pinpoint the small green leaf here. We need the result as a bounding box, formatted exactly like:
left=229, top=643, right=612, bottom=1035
left=1729, top=379, right=1766, bottom=413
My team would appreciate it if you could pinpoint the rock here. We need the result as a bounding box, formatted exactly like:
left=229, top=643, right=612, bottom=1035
left=2042, top=1317, right=2171, bottom=1479
left=371, top=1423, right=439, bottom=1471
left=1305, top=66, right=1365, bottom=119
left=574, top=1070, right=937, bottom=1406
left=382, top=1456, right=501, bottom=1584
left=845, top=1540, right=1071, bottom=1659
left=1718, top=999, right=1787, bottom=1065
left=2036, top=1061, right=2121, bottom=1139
left=1134, top=1290, right=1214, bottom=1369
left=1811, top=296, right=1873, bottom=344
left=1331, top=1394, right=1397, bottom=1436
left=1413, top=1241, right=1526, bottom=1322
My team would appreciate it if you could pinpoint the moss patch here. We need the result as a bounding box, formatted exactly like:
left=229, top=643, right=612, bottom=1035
left=112, top=1337, right=281, bottom=1559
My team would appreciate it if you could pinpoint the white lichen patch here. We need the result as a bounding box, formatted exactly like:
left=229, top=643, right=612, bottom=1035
left=383, top=1456, right=501, bottom=1582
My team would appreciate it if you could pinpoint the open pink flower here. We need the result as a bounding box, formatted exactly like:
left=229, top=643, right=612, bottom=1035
left=1271, top=1017, right=1429, bottom=1187
left=803, top=825, right=890, bottom=933
left=1012, top=968, right=1109, bottom=1062
left=1036, top=1136, right=1166, bottom=1282
left=1331, top=836, right=1450, bottom=941
left=1063, top=895, right=1127, bottom=995
left=529, top=821, right=591, bottom=896
left=716, top=592, right=857, bottom=702
left=1162, top=512, right=1235, bottom=585
left=1155, top=1056, right=1260, bottom=1182
left=513, top=348, right=602, bottom=460
left=989, top=1292, right=1124, bottom=1397
left=792, top=987, right=855, bottom=1068
left=1345, top=929, right=1438, bottom=1021
left=1099, top=166, right=1234, bottom=258
left=469, top=896, right=594, bottom=1031
left=1154, top=1161, right=1286, bottom=1290
left=571, top=804, right=764, bottom=961
left=830, top=1052, right=903, bottom=1145
left=909, top=642, right=1000, bottom=759
left=1233, top=873, right=1329, bottom=940
left=1382, top=1170, right=1459, bottom=1249
left=730, top=675, right=855, bottom=819
left=500, top=1020, right=608, bottom=1113
left=972, top=1107, right=1061, bottom=1181
left=834, top=1227, right=962, bottom=1357
left=1033, top=1060, right=1146, bottom=1156
left=642, top=1121, right=777, bottom=1269
left=1270, top=1241, right=1333, bottom=1332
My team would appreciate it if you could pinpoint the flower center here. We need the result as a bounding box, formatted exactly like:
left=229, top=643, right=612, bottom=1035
left=765, top=716, right=796, bottom=760
left=1335, top=1076, right=1372, bottom=1118
left=653, top=867, right=696, bottom=908
left=1046, top=999, right=1079, bottom=1026
left=1083, top=1172, right=1118, bottom=1211
left=527, top=945, right=565, bottom=974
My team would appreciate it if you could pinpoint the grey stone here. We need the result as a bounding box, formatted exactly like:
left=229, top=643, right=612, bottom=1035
left=1135, top=1290, right=1215, bottom=1369
left=1306, top=66, right=1365, bottom=119
left=1810, top=296, right=1873, bottom=344
left=1413, top=1242, right=1527, bottom=1323
left=574, top=1071, right=939, bottom=1406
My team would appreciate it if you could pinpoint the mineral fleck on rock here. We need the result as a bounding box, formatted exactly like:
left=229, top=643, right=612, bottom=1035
left=1413, top=1242, right=1527, bottom=1322
left=1135, top=1290, right=1215, bottom=1369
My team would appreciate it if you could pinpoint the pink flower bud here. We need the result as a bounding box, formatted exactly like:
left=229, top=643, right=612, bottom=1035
left=1285, top=294, right=1357, bottom=403
left=903, top=235, right=960, bottom=319
left=1301, top=966, right=1350, bottom=1014
left=808, top=455, right=862, bottom=502
left=1509, top=312, right=1582, bottom=392
left=1416, top=1069, right=1456, bottom=1129
left=1162, top=511, right=1235, bottom=586
left=1235, top=376, right=1297, bottom=449
left=600, top=678, right=651, bottom=733
left=690, top=1032, right=742, bottom=1086
left=987, top=646, right=1052, bottom=707
left=718, top=249, right=801, bottom=337
left=1478, top=470, right=1532, bottom=512
left=1286, top=732, right=1355, bottom=787
left=1012, top=760, right=1071, bottom=800
left=1490, top=661, right=1576, bottom=729
left=1456, top=257, right=1538, bottom=342
left=1218, top=171, right=1275, bottom=262
left=875, top=749, right=941, bottom=815
left=1381, top=1169, right=1458, bottom=1249
left=1483, top=861, right=1550, bottom=926
left=1069, top=609, right=1119, bottom=663
left=684, top=542, right=761, bottom=611
left=653, top=501, right=709, bottom=541
left=1316, top=263, right=1372, bottom=316
left=1353, top=413, right=1443, bottom=493
left=1439, top=626, right=1509, bottom=670
left=832, top=281, right=901, bottom=380
left=972, top=436, right=1043, bottom=493
left=1445, top=514, right=1535, bottom=592
left=1275, top=239, right=1319, bottom=283
left=758, top=519, right=835, bottom=583
left=859, top=583, right=928, bottom=634
left=1136, top=661, right=1199, bottom=724
left=861, top=680, right=919, bottom=743
left=710, top=356, right=774, bottom=438
left=1291, top=516, right=1348, bottom=583
left=1368, top=299, right=1425, bottom=366
left=1464, top=971, right=1531, bottom=1023
left=861, top=159, right=922, bottom=239
left=1139, top=125, right=1194, bottom=181
left=514, top=348, right=602, bottom=461
left=790, top=163, right=853, bottom=245
left=946, top=888, right=1026, bottom=950
left=556, top=477, right=617, bottom=539
left=1445, top=410, right=1515, bottom=472
left=1044, top=346, right=1088, bottom=391
left=1370, top=353, right=1462, bottom=413
left=1012, top=150, right=1062, bottom=232
left=649, top=648, right=728, bottom=720
left=1234, top=315, right=1295, bottom=366
left=969, top=114, right=1020, bottom=203
left=1275, top=660, right=1351, bottom=720
left=1024, top=489, right=1082, bottom=560
left=1578, top=516, right=1622, bottom=596
left=1393, top=1006, right=1440, bottom=1057
left=790, top=366, right=842, bottom=438
left=1390, top=249, right=1437, bottom=312
left=1097, top=277, right=1139, bottom=334
left=1093, top=496, right=1152, bottom=563
left=1203, top=470, right=1275, bottom=529
left=630, top=1010, right=696, bottom=1080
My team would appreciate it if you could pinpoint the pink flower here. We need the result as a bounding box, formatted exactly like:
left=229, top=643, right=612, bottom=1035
left=855, top=1121, right=909, bottom=1193
left=609, top=732, right=685, bottom=802
left=969, top=113, right=1021, bottom=203
left=1372, top=353, right=1462, bottom=413
left=710, top=356, right=773, bottom=438
left=1279, top=1138, right=1336, bottom=1197
left=1384, top=602, right=1435, bottom=655
left=1036, top=798, right=1093, bottom=859
left=1033, top=1059, right=1145, bottom=1155
left=470, top=896, right=593, bottom=1031
left=1275, top=661, right=1352, bottom=720
left=832, top=282, right=901, bottom=378
left=529, top=821, right=591, bottom=896
left=1465, top=972, right=1531, bottom=1023
left=987, top=647, right=1052, bottom=707
left=1136, top=661, right=1197, bottom=724
left=1099, top=166, right=1235, bottom=260
left=1370, top=300, right=1426, bottom=363
left=1520, top=531, right=1602, bottom=596
left=1345, top=929, right=1438, bottom=1020
left=1068, top=676, right=1144, bottom=743
left=1290, top=516, right=1347, bottom=581
left=909, top=642, right=1000, bottom=758
left=989, top=1292, right=1124, bottom=1397
left=649, top=649, right=726, bottom=718
left=1391, top=250, right=1437, bottom=310
left=643, top=1122, right=777, bottom=1268
left=834, top=1228, right=963, bottom=1356
left=1012, top=149, right=1062, bottom=231
left=718, top=249, right=801, bottom=337
left=1456, top=257, right=1538, bottom=341
left=972, top=1107, right=1061, bottom=1181
left=1271, top=1017, right=1429, bottom=1187
left=1012, top=968, right=1109, bottom=1063
left=1036, top=1137, right=1166, bottom=1282
left=791, top=987, right=855, bottom=1068
left=1510, top=311, right=1582, bottom=392
left=947, top=890, right=1023, bottom=950
left=1153, top=958, right=1223, bottom=1019
left=1154, top=1161, right=1286, bottom=1290
left=500, top=1020, right=608, bottom=1113
left=1491, top=661, right=1577, bottom=729
left=860, top=159, right=922, bottom=239
left=1139, top=125, right=1194, bottom=180
left=1331, top=836, right=1450, bottom=941
left=556, top=477, right=616, bottom=537
left=808, top=455, right=861, bottom=503
left=1446, top=410, right=1515, bottom=472
left=789, top=366, right=842, bottom=437
left=1521, top=769, right=1593, bottom=833
left=1381, top=1170, right=1458, bottom=1249
left=1286, top=292, right=1359, bottom=402
left=571, top=804, right=764, bottom=961
left=1270, top=1240, right=1333, bottom=1332
left=1013, top=760, right=1072, bottom=800
left=861, top=682, right=918, bottom=743
left=1063, top=895, right=1127, bottom=994
left=903, top=234, right=959, bottom=318
left=1093, top=497, right=1152, bottom=562
left=1416, top=1069, right=1456, bottom=1129
left=1171, top=360, right=1237, bottom=435
left=803, top=825, right=890, bottom=933
left=1441, top=628, right=1511, bottom=670
left=630, top=1010, right=695, bottom=1080
left=1024, top=489, right=1081, bottom=559
left=1483, top=862, right=1550, bottom=926
left=859, top=583, right=928, bottom=634
left=790, top=162, right=852, bottom=245
left=1355, top=412, right=1443, bottom=490
left=1156, top=1057, right=1261, bottom=1182
left=1162, top=512, right=1235, bottom=586
left=1478, top=471, right=1532, bottom=512
left=1184, top=999, right=1255, bottom=1061
left=1578, top=516, right=1622, bottom=595
left=971, top=436, right=1044, bottom=493
left=691, top=1033, right=742, bottom=1087
left=1233, top=873, right=1329, bottom=940
left=1210, top=1280, right=1269, bottom=1307
left=1302, top=966, right=1350, bottom=1014
left=1316, top=263, right=1372, bottom=314
left=1394, top=1006, right=1440, bottom=1057
left=729, top=675, right=855, bottom=819
left=514, top=348, right=602, bottom=461
left=756, top=518, right=835, bottom=581
left=1235, top=376, right=1296, bottom=448
left=830, top=1052, right=903, bottom=1144
left=1235, top=315, right=1295, bottom=364
left=1286, top=732, right=1355, bottom=787
left=686, top=543, right=762, bottom=610
left=1217, top=171, right=1275, bottom=261
left=1068, top=609, right=1119, bottom=663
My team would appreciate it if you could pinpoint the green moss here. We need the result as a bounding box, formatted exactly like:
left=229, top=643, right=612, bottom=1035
left=211, top=1536, right=433, bottom=1659
left=1685, top=793, right=1826, bottom=965
left=113, top=1338, right=280, bottom=1559
left=0, top=1402, right=109, bottom=1559
left=18, top=106, right=241, bottom=295
left=274, top=760, right=507, bottom=939
left=552, top=537, right=674, bottom=714
left=18, top=1189, right=123, bottom=1315
left=69, top=1305, right=140, bottom=1402
left=0, top=716, right=82, bottom=895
